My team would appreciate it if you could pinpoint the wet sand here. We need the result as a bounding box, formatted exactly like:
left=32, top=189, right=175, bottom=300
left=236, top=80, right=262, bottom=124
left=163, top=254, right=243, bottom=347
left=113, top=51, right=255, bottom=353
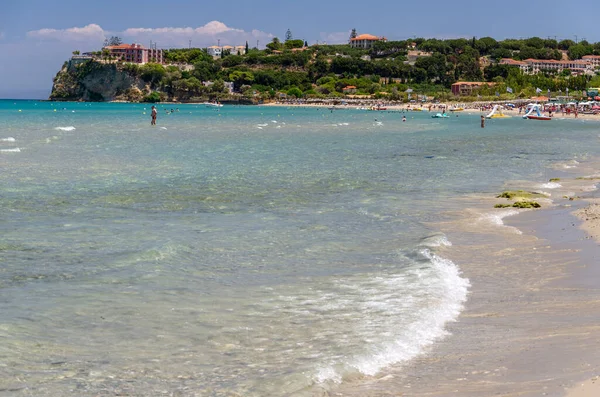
left=329, top=167, right=600, bottom=396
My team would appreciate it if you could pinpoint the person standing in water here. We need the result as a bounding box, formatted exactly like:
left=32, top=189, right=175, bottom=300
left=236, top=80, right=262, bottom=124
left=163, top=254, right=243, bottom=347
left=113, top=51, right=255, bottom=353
left=480, top=115, right=485, bottom=128
left=151, top=106, right=157, bottom=125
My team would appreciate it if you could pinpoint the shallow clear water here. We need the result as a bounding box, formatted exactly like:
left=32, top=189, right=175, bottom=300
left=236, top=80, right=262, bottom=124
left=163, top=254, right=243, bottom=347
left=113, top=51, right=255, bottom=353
left=1, top=100, right=599, bottom=395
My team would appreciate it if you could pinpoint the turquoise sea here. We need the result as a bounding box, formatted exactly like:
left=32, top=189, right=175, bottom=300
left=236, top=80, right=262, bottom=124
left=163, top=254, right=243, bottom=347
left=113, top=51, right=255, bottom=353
left=1, top=100, right=599, bottom=396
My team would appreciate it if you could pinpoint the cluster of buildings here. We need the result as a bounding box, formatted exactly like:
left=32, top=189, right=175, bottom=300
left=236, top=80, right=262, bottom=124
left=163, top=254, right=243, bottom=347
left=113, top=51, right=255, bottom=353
left=206, top=45, right=247, bottom=58
left=448, top=55, right=600, bottom=96
left=499, top=57, right=598, bottom=76
left=71, top=42, right=248, bottom=65
left=71, top=43, right=165, bottom=65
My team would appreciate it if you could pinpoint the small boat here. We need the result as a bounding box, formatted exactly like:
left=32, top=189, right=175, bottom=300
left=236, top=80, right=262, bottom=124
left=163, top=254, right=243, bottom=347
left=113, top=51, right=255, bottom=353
left=369, top=106, right=387, bottom=111
left=204, top=102, right=223, bottom=108
left=526, top=115, right=552, bottom=121
left=431, top=113, right=449, bottom=118
left=485, top=105, right=510, bottom=119
left=449, top=107, right=464, bottom=112
left=522, top=104, right=552, bottom=120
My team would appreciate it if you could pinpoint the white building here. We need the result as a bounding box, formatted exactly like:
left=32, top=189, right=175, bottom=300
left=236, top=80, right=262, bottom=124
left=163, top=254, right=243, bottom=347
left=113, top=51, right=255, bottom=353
left=207, top=45, right=247, bottom=58
left=582, top=55, right=600, bottom=68
left=499, top=58, right=594, bottom=75
left=349, top=34, right=386, bottom=49
left=207, top=46, right=222, bottom=57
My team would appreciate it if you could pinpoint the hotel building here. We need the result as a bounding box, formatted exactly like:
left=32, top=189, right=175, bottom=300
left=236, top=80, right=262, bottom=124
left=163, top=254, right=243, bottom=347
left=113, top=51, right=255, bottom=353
left=499, top=58, right=593, bottom=75
left=103, top=43, right=164, bottom=64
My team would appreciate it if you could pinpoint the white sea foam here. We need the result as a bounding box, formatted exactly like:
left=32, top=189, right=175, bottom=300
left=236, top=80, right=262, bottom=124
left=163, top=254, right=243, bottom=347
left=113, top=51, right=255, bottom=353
left=54, top=126, right=76, bottom=131
left=315, top=249, right=469, bottom=383
left=1, top=137, right=15, bottom=142
left=539, top=182, right=561, bottom=189
left=481, top=209, right=522, bottom=234
left=1, top=148, right=21, bottom=153
left=558, top=160, right=579, bottom=169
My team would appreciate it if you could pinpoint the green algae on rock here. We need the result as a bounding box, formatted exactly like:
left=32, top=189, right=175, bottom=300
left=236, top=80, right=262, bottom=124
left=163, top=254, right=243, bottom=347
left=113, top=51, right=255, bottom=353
left=496, top=190, right=547, bottom=200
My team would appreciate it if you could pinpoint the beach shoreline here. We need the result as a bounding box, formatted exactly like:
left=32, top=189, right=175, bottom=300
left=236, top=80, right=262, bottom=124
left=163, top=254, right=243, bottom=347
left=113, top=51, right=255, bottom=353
left=329, top=161, right=600, bottom=396
left=260, top=100, right=600, bottom=122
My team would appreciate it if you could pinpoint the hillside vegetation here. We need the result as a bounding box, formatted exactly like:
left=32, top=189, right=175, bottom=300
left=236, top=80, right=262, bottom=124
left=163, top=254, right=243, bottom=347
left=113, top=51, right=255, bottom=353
left=50, top=36, right=600, bottom=102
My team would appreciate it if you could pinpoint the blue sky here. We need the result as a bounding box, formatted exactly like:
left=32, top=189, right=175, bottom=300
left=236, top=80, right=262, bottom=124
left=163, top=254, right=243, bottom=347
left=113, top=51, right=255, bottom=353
left=1, top=0, right=598, bottom=98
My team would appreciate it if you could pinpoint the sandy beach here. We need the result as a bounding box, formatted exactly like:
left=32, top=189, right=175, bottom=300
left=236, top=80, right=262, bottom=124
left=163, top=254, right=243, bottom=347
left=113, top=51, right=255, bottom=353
left=262, top=100, right=600, bottom=122
left=328, top=158, right=600, bottom=396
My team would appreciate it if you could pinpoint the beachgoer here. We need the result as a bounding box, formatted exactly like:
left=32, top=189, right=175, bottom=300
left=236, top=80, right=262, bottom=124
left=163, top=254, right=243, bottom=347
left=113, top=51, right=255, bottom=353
left=151, top=106, right=157, bottom=125
left=480, top=115, right=485, bottom=128
left=402, top=116, right=406, bottom=122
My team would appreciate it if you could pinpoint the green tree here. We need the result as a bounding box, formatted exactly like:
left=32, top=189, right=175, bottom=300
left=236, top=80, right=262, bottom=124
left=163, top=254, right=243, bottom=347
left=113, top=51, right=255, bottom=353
left=222, top=55, right=243, bottom=67
left=284, top=39, right=305, bottom=49
left=103, top=36, right=122, bottom=47
left=568, top=44, right=593, bottom=60
left=72, top=50, right=80, bottom=55
left=140, top=63, right=166, bottom=84
left=287, top=86, right=303, bottom=98
left=266, top=37, right=283, bottom=51
left=350, top=28, right=357, bottom=41
left=143, top=91, right=161, bottom=103
left=524, top=37, right=545, bottom=49
left=490, top=47, right=512, bottom=60
left=558, top=39, right=576, bottom=50
left=415, top=53, right=450, bottom=83
left=484, top=64, right=514, bottom=80
left=474, top=37, right=498, bottom=54
left=211, top=80, right=226, bottom=94
left=229, top=70, right=255, bottom=91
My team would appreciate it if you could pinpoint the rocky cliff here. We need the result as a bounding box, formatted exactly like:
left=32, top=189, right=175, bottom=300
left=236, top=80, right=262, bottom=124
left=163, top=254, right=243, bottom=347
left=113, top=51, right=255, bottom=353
left=50, top=60, right=150, bottom=102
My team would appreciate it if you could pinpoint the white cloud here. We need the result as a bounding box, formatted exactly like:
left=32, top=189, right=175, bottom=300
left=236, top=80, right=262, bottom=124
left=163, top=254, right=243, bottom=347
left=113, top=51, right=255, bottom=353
left=319, top=31, right=351, bottom=45
left=122, top=21, right=274, bottom=48
left=23, top=21, right=273, bottom=49
left=26, top=24, right=106, bottom=42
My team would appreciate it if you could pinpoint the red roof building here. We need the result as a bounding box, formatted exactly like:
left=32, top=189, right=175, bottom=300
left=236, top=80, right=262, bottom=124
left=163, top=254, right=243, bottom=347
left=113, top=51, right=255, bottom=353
left=104, top=43, right=164, bottom=64
left=349, top=34, right=386, bottom=49
left=451, top=82, right=494, bottom=96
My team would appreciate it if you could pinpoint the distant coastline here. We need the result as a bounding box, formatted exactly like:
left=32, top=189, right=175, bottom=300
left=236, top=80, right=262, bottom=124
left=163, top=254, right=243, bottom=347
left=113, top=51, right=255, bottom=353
left=47, top=35, right=600, bottom=105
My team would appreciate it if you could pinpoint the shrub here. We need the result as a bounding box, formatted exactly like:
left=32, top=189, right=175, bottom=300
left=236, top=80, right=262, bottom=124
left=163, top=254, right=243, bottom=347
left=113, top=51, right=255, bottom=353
left=143, top=92, right=161, bottom=103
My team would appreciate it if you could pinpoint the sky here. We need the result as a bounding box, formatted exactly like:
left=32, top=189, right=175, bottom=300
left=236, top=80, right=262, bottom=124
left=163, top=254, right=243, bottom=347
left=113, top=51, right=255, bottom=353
left=1, top=0, right=599, bottom=99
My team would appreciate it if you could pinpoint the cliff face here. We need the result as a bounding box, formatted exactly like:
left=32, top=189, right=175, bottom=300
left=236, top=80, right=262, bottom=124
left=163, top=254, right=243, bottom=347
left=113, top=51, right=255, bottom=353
left=50, top=60, right=149, bottom=102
